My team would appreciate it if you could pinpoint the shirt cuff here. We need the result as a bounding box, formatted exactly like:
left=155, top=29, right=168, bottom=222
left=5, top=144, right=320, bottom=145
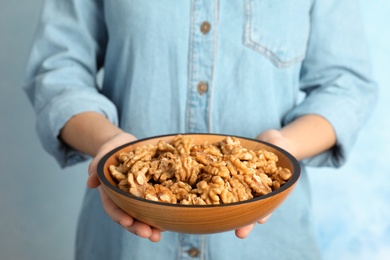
left=283, top=89, right=367, bottom=168
left=36, top=89, right=118, bottom=168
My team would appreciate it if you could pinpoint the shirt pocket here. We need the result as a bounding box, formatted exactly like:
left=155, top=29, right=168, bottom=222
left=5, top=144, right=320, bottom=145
left=243, top=0, right=312, bottom=68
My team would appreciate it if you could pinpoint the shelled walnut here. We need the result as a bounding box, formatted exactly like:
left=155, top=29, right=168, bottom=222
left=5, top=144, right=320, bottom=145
left=109, top=135, right=292, bottom=205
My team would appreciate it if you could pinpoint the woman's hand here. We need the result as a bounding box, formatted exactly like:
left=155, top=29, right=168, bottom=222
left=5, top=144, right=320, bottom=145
left=234, top=129, right=291, bottom=239
left=90, top=130, right=289, bottom=240
left=60, top=112, right=164, bottom=242
left=61, top=112, right=335, bottom=240
left=87, top=132, right=164, bottom=242
left=235, top=115, right=337, bottom=238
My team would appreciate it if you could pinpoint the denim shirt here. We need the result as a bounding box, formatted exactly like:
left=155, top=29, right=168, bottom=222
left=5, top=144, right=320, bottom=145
left=24, top=0, right=377, bottom=259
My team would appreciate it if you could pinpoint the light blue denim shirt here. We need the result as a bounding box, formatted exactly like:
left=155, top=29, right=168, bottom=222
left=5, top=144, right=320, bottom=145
left=24, top=0, right=377, bottom=259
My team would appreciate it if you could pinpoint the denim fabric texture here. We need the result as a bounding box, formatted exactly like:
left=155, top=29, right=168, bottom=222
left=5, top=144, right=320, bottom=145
left=23, top=0, right=377, bottom=259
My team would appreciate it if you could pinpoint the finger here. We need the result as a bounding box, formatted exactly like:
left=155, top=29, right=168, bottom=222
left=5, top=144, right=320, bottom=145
left=120, top=220, right=163, bottom=242
left=87, top=157, right=102, bottom=188
left=257, top=214, right=272, bottom=224
left=122, top=219, right=152, bottom=237
left=87, top=171, right=101, bottom=188
left=98, top=186, right=134, bottom=227
left=148, top=228, right=163, bottom=242
left=97, top=186, right=163, bottom=241
left=235, top=224, right=255, bottom=239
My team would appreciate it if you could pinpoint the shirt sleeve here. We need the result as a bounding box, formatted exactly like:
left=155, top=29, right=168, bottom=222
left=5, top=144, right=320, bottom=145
left=23, top=0, right=118, bottom=168
left=283, top=0, right=378, bottom=168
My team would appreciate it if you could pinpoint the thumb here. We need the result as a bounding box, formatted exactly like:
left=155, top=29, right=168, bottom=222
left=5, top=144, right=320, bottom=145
left=87, top=171, right=101, bottom=188
left=86, top=132, right=137, bottom=189
left=87, top=158, right=101, bottom=188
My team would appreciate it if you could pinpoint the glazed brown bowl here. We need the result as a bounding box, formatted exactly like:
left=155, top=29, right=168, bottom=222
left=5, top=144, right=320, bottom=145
left=97, top=133, right=300, bottom=234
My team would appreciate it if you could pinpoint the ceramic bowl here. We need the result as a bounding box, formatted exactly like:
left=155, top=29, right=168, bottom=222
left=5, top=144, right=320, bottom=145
left=97, top=133, right=300, bottom=234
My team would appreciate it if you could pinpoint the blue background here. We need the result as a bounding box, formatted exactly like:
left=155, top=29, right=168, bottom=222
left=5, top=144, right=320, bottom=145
left=1, top=1, right=388, bottom=259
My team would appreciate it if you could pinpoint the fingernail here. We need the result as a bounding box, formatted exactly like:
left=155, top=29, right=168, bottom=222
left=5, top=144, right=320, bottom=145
left=88, top=170, right=93, bottom=176
left=119, top=221, right=126, bottom=228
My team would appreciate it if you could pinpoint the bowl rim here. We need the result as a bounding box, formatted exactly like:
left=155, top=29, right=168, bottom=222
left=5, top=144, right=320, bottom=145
left=97, top=133, right=301, bottom=208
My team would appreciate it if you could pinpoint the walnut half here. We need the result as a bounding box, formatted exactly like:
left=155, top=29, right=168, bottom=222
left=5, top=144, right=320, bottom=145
left=108, top=135, right=292, bottom=205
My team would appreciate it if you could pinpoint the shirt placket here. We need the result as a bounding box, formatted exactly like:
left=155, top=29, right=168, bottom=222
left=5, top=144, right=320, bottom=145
left=178, top=233, right=207, bottom=260
left=186, top=0, right=218, bottom=133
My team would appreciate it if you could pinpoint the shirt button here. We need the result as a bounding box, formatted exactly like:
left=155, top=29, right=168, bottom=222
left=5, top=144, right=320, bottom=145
left=197, top=81, right=208, bottom=95
left=188, top=247, right=200, bottom=257
left=200, top=21, right=211, bottom=34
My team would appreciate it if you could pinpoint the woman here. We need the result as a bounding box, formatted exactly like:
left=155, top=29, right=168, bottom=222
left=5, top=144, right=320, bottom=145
left=24, top=0, right=377, bottom=259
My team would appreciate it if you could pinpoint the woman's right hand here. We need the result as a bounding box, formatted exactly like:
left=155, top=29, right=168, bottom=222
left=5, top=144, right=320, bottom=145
left=87, top=132, right=164, bottom=242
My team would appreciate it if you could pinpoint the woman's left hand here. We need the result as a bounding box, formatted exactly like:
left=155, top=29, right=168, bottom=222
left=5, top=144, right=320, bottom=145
left=234, top=129, right=291, bottom=239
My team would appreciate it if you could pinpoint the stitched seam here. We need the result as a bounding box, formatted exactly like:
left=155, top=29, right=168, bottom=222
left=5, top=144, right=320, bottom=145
left=207, top=0, right=219, bottom=133
left=247, top=36, right=305, bottom=67
left=243, top=0, right=305, bottom=68
left=186, top=0, right=196, bottom=133
left=200, top=235, right=207, bottom=260
left=177, top=234, right=183, bottom=260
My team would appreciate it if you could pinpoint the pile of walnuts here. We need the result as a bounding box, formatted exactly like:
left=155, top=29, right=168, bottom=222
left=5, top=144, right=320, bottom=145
left=109, top=135, right=292, bottom=205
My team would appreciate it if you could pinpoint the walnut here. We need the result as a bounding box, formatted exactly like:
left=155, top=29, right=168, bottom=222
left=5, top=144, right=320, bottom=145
left=117, top=179, right=129, bottom=192
left=127, top=171, right=152, bottom=198
left=256, top=149, right=278, bottom=174
left=226, top=160, right=238, bottom=176
left=180, top=193, right=207, bottom=205
left=220, top=136, right=242, bottom=155
left=118, top=152, right=132, bottom=164
left=108, top=135, right=293, bottom=205
left=195, top=176, right=226, bottom=205
left=151, top=152, right=178, bottom=182
left=195, top=172, right=213, bottom=184
left=269, top=167, right=292, bottom=190
left=156, top=140, right=176, bottom=153
left=244, top=173, right=273, bottom=196
left=202, top=161, right=230, bottom=179
left=144, top=184, right=177, bottom=204
left=231, top=148, right=256, bottom=161
left=147, top=159, right=160, bottom=177
left=130, top=160, right=152, bottom=181
left=175, top=154, right=200, bottom=185
left=229, top=177, right=253, bottom=201
left=191, top=142, right=222, bottom=166
left=276, top=167, right=293, bottom=181
left=226, top=154, right=257, bottom=175
left=173, top=134, right=194, bottom=155
left=122, top=144, right=157, bottom=173
left=219, top=186, right=237, bottom=204
left=109, top=165, right=126, bottom=182
left=272, top=181, right=281, bottom=190
left=163, top=180, right=192, bottom=201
